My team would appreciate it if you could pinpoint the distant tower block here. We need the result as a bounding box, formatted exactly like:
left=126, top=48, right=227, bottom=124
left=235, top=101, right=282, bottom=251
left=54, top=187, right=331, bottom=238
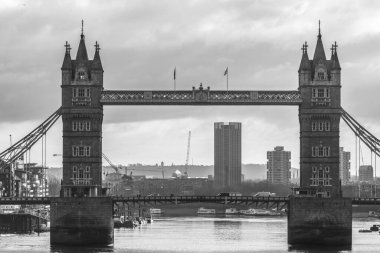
left=214, top=122, right=242, bottom=188
left=267, top=146, right=291, bottom=185
left=60, top=25, right=104, bottom=197
left=339, top=147, right=351, bottom=185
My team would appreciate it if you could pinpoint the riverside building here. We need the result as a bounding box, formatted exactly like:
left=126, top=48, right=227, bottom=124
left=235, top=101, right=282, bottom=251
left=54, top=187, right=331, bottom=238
left=267, top=146, right=291, bottom=184
left=214, top=122, right=242, bottom=188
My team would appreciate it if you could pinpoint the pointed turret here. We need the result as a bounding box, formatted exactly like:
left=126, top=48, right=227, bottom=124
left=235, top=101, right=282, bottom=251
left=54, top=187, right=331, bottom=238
left=312, top=21, right=327, bottom=69
left=75, top=35, right=88, bottom=63
left=92, top=41, right=103, bottom=71
left=299, top=42, right=311, bottom=72
left=330, top=41, right=341, bottom=70
left=61, top=41, right=72, bottom=70
left=75, top=20, right=88, bottom=64
left=298, top=42, right=312, bottom=86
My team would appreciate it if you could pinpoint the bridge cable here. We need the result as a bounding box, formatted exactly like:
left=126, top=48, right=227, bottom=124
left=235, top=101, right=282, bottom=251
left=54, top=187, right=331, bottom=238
left=0, top=108, right=61, bottom=171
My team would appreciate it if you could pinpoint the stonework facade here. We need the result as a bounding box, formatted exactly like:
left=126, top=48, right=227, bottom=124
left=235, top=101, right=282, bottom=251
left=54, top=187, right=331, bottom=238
left=298, top=28, right=342, bottom=197
left=61, top=32, right=104, bottom=197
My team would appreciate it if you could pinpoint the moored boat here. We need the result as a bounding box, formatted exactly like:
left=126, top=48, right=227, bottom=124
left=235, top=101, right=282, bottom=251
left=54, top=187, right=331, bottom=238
left=149, top=208, right=162, bottom=215
left=240, top=208, right=282, bottom=216
left=225, top=208, right=239, bottom=215
left=197, top=207, right=216, bottom=214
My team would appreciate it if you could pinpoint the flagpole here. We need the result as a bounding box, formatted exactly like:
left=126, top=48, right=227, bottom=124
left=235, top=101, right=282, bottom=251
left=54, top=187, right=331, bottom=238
left=227, top=71, right=229, bottom=94
left=174, top=67, right=176, bottom=91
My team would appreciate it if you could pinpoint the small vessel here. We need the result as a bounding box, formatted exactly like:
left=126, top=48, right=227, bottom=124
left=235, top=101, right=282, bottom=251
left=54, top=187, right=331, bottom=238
left=149, top=208, right=162, bottom=214
left=147, top=217, right=154, bottom=223
left=240, top=208, right=281, bottom=216
left=197, top=207, right=216, bottom=214
left=113, top=215, right=125, bottom=228
left=225, top=208, right=239, bottom=215
left=369, top=211, right=380, bottom=218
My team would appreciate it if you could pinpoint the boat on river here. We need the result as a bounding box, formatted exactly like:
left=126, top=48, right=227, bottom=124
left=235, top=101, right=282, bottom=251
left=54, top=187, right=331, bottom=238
left=240, top=208, right=282, bottom=216
left=197, top=207, right=216, bottom=214
left=149, top=208, right=162, bottom=214
left=225, top=208, right=239, bottom=215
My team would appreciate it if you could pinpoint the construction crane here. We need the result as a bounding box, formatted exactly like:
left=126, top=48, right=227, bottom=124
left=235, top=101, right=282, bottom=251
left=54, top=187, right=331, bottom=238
left=102, top=153, right=123, bottom=174
left=185, top=130, right=191, bottom=175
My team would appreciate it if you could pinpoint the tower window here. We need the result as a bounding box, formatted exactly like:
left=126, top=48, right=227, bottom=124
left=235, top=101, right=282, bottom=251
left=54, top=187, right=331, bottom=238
left=72, top=145, right=91, bottom=157
left=317, top=72, right=325, bottom=80
left=311, top=121, right=330, bottom=131
left=312, top=88, right=330, bottom=98
left=72, top=121, right=91, bottom=131
left=311, top=146, right=330, bottom=157
left=79, top=71, right=85, bottom=80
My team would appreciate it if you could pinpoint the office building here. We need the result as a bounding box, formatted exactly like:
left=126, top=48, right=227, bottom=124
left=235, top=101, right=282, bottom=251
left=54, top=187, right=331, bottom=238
left=214, top=122, right=242, bottom=188
left=339, top=147, right=351, bottom=185
left=359, top=165, right=373, bottom=182
left=267, top=146, right=291, bottom=184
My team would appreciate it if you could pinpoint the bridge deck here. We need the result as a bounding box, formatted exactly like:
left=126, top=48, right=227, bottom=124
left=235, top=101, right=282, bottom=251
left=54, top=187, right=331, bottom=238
left=0, top=196, right=377, bottom=205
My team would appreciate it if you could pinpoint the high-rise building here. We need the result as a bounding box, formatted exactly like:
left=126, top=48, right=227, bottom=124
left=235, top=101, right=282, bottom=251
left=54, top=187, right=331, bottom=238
left=267, top=146, right=291, bottom=184
left=214, top=122, right=241, bottom=188
left=359, top=165, right=373, bottom=182
left=339, top=147, right=351, bottom=185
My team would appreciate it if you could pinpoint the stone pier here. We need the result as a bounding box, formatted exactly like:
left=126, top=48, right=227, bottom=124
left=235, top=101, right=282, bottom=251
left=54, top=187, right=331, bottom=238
left=288, top=196, right=352, bottom=246
left=50, top=197, right=114, bottom=245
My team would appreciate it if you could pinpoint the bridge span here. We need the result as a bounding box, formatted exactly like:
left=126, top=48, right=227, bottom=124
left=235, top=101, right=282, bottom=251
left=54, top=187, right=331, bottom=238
left=1, top=196, right=380, bottom=207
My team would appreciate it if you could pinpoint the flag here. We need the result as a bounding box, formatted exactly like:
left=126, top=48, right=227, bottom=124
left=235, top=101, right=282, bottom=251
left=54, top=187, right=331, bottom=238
left=174, top=67, right=176, bottom=80
left=224, top=67, right=228, bottom=76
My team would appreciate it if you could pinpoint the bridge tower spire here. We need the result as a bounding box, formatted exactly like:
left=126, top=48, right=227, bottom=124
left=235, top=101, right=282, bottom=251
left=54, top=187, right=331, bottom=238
left=60, top=24, right=104, bottom=197
left=298, top=22, right=342, bottom=198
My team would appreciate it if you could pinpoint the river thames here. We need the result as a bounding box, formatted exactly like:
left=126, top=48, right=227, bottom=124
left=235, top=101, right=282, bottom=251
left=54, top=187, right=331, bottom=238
left=0, top=216, right=379, bottom=252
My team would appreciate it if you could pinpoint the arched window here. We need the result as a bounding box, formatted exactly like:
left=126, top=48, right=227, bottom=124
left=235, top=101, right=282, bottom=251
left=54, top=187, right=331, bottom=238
left=317, top=71, right=325, bottom=80
left=79, top=71, right=85, bottom=80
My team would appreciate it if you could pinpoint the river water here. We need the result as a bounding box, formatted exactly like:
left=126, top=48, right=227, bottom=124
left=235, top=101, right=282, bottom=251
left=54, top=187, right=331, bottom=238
left=0, top=217, right=379, bottom=252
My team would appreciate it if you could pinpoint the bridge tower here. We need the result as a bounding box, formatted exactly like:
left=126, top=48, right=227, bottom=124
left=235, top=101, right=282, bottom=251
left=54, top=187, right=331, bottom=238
left=298, top=24, right=341, bottom=197
left=60, top=26, right=104, bottom=197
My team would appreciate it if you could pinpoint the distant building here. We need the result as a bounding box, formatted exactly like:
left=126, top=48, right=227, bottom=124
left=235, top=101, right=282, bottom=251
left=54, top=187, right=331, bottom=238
left=339, top=147, right=351, bottom=185
left=267, top=146, right=291, bottom=184
left=0, top=161, right=48, bottom=197
left=359, top=165, right=373, bottom=182
left=290, top=167, right=300, bottom=185
left=214, top=122, right=242, bottom=188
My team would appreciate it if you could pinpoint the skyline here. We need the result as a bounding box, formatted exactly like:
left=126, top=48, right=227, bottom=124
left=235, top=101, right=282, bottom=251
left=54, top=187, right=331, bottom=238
left=0, top=0, right=379, bottom=173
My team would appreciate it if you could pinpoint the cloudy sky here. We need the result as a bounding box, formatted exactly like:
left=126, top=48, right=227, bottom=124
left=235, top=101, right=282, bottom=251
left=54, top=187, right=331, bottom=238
left=0, top=0, right=379, bottom=175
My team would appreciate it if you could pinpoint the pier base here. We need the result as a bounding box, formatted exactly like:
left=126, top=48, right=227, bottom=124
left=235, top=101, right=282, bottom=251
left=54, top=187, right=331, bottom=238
left=50, top=197, right=114, bottom=245
left=288, top=196, right=352, bottom=246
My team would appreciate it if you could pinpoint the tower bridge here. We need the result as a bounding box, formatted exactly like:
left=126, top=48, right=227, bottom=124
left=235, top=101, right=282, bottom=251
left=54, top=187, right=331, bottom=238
left=1, top=23, right=380, bottom=246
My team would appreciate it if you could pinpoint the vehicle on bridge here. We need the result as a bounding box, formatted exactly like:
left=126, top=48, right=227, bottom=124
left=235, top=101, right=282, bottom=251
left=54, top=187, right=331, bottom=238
left=253, top=192, right=276, bottom=197
left=216, top=192, right=242, bottom=197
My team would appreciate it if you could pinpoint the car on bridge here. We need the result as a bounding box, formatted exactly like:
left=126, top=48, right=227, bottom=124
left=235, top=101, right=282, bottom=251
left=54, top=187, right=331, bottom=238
left=252, top=192, right=276, bottom=197
left=216, top=192, right=242, bottom=197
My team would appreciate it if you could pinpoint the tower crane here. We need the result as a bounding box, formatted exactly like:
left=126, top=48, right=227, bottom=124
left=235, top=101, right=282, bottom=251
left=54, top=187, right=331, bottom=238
left=102, top=153, right=124, bottom=174
left=185, top=130, right=191, bottom=175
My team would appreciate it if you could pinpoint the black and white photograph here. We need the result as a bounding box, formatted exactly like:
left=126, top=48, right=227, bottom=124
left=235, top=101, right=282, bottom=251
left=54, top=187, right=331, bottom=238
left=0, top=0, right=380, bottom=252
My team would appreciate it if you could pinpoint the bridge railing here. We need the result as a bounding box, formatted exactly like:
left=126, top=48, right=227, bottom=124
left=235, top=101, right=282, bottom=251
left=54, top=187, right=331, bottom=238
left=2, top=196, right=379, bottom=205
